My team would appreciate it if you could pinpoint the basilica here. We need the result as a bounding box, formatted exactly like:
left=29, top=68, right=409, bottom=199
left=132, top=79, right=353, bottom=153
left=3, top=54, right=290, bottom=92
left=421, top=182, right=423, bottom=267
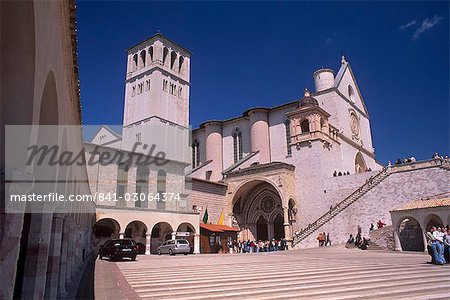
left=88, top=33, right=449, bottom=252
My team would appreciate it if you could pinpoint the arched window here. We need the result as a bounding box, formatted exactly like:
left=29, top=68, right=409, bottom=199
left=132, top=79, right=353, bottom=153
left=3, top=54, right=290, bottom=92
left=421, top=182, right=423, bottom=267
left=192, top=140, right=200, bottom=168
left=157, top=170, right=166, bottom=210
left=300, top=119, right=310, bottom=133
left=178, top=56, right=184, bottom=73
left=140, top=50, right=146, bottom=68
left=148, top=46, right=154, bottom=62
left=132, top=54, right=138, bottom=71
left=233, top=129, right=243, bottom=163
left=163, top=47, right=169, bottom=65
left=116, top=163, right=129, bottom=207
left=170, top=51, right=177, bottom=70
left=284, top=120, right=292, bottom=156
left=348, top=85, right=355, bottom=102
left=355, top=152, right=367, bottom=173
left=136, top=165, right=149, bottom=208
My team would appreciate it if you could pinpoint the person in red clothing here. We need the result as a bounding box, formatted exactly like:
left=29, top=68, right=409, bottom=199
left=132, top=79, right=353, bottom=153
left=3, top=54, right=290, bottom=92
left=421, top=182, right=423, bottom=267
left=377, top=220, right=386, bottom=229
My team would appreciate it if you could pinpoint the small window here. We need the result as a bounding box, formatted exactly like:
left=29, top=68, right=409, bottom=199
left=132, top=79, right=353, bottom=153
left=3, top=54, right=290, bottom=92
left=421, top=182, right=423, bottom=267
left=163, top=47, right=169, bottom=65
left=178, top=56, right=184, bottom=73
left=170, top=51, right=177, bottom=69
left=131, top=86, right=136, bottom=97
left=136, top=132, right=141, bottom=142
left=163, top=80, right=168, bottom=92
left=300, top=119, right=310, bottom=133
left=348, top=85, right=355, bottom=102
left=284, top=119, right=292, bottom=156
left=138, top=83, right=143, bottom=94
left=206, top=170, right=212, bottom=180
left=145, top=79, right=150, bottom=91
left=178, top=86, right=183, bottom=98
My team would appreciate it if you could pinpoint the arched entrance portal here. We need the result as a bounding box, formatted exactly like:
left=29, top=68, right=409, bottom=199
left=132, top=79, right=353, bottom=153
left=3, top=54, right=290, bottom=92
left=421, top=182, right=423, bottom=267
left=150, top=222, right=173, bottom=254
left=273, top=214, right=284, bottom=240
left=398, top=217, right=424, bottom=252
left=256, top=216, right=268, bottom=241
left=93, top=218, right=120, bottom=240
left=124, top=221, right=147, bottom=254
left=232, top=180, right=287, bottom=241
left=176, top=223, right=195, bottom=253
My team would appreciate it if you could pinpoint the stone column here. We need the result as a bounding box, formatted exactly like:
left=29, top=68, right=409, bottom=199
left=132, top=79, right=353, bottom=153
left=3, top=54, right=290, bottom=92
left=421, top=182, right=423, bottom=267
left=66, top=220, right=75, bottom=286
left=393, top=228, right=402, bottom=251
left=45, top=213, right=64, bottom=299
left=268, top=222, right=274, bottom=240
left=283, top=207, right=291, bottom=240
left=421, top=227, right=428, bottom=253
left=1, top=169, right=34, bottom=300
left=58, top=218, right=69, bottom=298
left=119, top=233, right=124, bottom=239
left=145, top=234, right=151, bottom=255
left=21, top=212, right=53, bottom=299
left=194, top=234, right=200, bottom=254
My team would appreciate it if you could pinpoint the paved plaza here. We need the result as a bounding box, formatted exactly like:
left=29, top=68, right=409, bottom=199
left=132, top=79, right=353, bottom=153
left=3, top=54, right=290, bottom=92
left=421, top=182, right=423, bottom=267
left=94, top=246, right=450, bottom=300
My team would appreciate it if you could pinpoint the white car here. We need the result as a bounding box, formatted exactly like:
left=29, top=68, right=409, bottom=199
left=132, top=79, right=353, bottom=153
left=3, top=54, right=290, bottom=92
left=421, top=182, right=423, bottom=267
left=157, top=239, right=190, bottom=255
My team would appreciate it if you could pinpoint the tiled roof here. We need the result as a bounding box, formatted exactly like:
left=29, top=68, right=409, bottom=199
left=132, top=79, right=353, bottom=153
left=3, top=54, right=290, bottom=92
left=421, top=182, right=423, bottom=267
left=392, top=197, right=450, bottom=212
left=200, top=223, right=240, bottom=233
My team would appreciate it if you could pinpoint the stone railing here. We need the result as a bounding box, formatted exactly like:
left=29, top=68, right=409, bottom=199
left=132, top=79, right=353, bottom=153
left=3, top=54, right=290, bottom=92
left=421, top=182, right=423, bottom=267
left=291, top=158, right=449, bottom=247
left=292, top=168, right=391, bottom=246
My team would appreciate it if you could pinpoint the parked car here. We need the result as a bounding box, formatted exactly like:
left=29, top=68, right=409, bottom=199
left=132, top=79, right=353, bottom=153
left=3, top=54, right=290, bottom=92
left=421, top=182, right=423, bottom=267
left=157, top=239, right=190, bottom=255
left=98, top=239, right=138, bottom=261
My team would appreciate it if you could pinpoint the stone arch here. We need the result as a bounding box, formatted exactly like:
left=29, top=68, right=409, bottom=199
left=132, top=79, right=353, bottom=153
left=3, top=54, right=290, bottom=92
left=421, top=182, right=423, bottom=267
left=355, top=152, right=367, bottom=173
left=397, top=216, right=424, bottom=252
left=124, top=221, right=147, bottom=254
left=300, top=119, right=310, bottom=133
left=139, top=49, right=146, bottom=68
left=170, top=51, right=177, bottom=69
left=176, top=222, right=195, bottom=253
left=231, top=179, right=286, bottom=241
left=424, top=214, right=444, bottom=230
left=93, top=218, right=120, bottom=239
left=150, top=222, right=173, bottom=254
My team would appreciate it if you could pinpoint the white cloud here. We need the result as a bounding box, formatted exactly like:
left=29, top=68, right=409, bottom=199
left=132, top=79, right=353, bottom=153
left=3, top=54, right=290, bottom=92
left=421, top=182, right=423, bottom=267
left=413, top=15, right=442, bottom=39
left=399, top=19, right=417, bottom=30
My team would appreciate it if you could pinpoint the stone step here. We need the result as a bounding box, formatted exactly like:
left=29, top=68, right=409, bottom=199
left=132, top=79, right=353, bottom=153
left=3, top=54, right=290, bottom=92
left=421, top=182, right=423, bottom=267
left=152, top=274, right=448, bottom=300
left=124, top=260, right=432, bottom=284
left=131, top=267, right=445, bottom=296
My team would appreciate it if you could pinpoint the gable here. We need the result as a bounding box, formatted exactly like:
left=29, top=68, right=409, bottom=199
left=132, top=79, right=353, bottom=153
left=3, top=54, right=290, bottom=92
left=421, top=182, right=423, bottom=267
left=90, top=126, right=122, bottom=146
left=334, top=63, right=369, bottom=117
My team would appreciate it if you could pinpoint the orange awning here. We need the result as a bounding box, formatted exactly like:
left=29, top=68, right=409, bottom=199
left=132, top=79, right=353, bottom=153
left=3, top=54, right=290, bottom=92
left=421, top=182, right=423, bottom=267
left=200, top=223, right=240, bottom=233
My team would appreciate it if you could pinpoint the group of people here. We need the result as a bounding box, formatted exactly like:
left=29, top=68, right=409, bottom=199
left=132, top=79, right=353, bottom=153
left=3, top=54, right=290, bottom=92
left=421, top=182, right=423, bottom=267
left=316, top=232, right=332, bottom=247
left=227, top=239, right=289, bottom=254
left=369, top=220, right=386, bottom=231
left=426, top=225, right=450, bottom=265
left=345, top=233, right=369, bottom=250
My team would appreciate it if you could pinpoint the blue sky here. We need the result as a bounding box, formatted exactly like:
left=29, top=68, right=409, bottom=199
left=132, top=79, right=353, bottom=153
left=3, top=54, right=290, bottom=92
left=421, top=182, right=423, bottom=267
left=77, top=1, right=448, bottom=164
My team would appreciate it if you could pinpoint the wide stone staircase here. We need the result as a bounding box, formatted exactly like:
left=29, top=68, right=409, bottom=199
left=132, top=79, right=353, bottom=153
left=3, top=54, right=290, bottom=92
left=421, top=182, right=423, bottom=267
left=111, top=247, right=450, bottom=299
left=292, top=158, right=450, bottom=248
left=292, top=168, right=391, bottom=247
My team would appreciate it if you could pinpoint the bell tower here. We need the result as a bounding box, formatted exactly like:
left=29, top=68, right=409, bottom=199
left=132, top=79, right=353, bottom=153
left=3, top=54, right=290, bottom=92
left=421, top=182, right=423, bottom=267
left=122, top=33, right=191, bottom=128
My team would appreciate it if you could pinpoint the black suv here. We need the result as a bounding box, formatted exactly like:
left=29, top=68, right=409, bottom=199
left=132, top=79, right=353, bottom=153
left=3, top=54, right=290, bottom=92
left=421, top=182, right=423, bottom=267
left=98, top=239, right=138, bottom=261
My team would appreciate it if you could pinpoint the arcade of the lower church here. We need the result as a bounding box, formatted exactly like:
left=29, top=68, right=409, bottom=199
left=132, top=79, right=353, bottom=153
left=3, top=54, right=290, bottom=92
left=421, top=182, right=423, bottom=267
left=91, top=208, right=200, bottom=254
left=225, top=162, right=298, bottom=242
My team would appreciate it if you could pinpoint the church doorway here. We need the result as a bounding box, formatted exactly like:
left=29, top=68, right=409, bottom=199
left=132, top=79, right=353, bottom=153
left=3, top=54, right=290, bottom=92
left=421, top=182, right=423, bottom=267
left=256, top=216, right=268, bottom=241
left=231, top=180, right=291, bottom=241
left=273, top=214, right=285, bottom=240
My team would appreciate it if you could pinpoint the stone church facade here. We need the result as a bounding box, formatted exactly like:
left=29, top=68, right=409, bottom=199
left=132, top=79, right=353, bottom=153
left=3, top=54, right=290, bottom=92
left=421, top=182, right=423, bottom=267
left=88, top=34, right=449, bottom=251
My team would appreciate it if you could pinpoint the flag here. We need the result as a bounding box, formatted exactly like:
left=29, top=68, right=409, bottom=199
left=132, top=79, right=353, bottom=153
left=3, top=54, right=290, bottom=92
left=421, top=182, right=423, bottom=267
left=217, top=210, right=224, bottom=225
left=202, top=207, right=208, bottom=224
